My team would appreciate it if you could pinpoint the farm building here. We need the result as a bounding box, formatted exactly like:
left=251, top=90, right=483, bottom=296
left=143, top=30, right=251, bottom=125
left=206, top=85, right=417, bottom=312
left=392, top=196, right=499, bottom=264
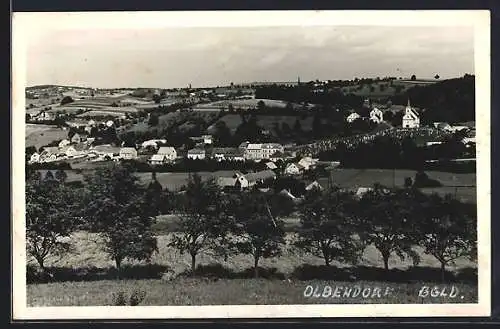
left=369, top=108, right=384, bottom=124
left=265, top=161, right=278, bottom=170
left=141, top=139, right=167, bottom=149
left=346, top=112, right=361, bottom=123
left=284, top=163, right=305, bottom=175
left=298, top=157, right=317, bottom=171
left=187, top=148, right=206, bottom=160
left=157, top=147, right=177, bottom=162
left=305, top=180, right=324, bottom=191
left=90, top=145, right=121, bottom=158
left=244, top=143, right=284, bottom=161
left=58, top=139, right=71, bottom=148
left=211, top=148, right=245, bottom=161
left=235, top=170, right=277, bottom=189
left=119, top=147, right=138, bottom=160
left=70, top=133, right=88, bottom=144
left=149, top=154, right=168, bottom=165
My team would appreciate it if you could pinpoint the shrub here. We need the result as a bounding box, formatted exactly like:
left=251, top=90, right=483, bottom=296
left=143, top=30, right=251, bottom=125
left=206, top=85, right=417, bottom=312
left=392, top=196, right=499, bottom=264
left=129, top=289, right=147, bottom=306
left=111, top=291, right=127, bottom=306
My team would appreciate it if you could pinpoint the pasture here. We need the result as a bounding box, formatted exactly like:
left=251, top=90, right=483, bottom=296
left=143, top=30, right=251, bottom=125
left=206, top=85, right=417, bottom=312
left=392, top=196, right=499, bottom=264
left=26, top=231, right=477, bottom=306
left=77, top=110, right=127, bottom=118
left=197, top=98, right=293, bottom=110
left=25, top=124, right=68, bottom=150
left=319, top=169, right=476, bottom=203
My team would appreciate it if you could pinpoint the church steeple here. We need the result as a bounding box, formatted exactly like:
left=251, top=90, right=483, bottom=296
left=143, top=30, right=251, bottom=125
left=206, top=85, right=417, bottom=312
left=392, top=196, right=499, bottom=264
left=298, top=76, right=301, bottom=85
left=407, top=98, right=411, bottom=108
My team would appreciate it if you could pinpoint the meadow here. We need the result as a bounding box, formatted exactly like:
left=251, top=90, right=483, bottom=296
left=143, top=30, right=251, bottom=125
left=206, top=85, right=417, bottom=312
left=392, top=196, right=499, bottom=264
left=26, top=231, right=477, bottom=306
left=25, top=124, right=68, bottom=150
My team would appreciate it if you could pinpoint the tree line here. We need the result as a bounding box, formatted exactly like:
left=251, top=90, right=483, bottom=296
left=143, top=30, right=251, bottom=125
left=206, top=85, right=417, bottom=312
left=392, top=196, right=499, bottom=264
left=26, top=164, right=476, bottom=282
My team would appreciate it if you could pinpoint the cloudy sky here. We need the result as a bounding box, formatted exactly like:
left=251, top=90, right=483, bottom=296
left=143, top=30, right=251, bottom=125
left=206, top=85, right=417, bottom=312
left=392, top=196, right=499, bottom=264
left=26, top=25, right=474, bottom=88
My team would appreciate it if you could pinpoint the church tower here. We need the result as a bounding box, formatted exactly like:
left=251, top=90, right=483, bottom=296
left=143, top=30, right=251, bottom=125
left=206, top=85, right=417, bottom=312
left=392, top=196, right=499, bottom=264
left=297, top=76, right=301, bottom=85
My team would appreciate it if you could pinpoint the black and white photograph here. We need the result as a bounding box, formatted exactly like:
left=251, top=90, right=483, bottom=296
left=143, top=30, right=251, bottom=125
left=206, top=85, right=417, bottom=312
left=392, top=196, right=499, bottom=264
left=12, top=10, right=491, bottom=319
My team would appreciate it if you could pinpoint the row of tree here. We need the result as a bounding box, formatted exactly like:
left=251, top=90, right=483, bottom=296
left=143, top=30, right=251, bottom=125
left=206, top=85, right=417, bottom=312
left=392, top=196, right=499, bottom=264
left=26, top=164, right=476, bottom=281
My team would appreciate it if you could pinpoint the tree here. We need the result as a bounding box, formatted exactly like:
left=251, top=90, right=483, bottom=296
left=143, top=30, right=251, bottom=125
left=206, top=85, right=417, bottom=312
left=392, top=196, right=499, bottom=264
left=417, top=193, right=476, bottom=281
left=411, top=75, right=417, bottom=81
left=357, top=185, right=422, bottom=271
left=257, top=100, right=266, bottom=111
left=434, top=74, right=440, bottom=80
left=82, top=164, right=158, bottom=275
left=60, top=96, right=74, bottom=105
left=169, top=174, right=228, bottom=275
left=295, top=187, right=364, bottom=266
left=26, top=113, right=31, bottom=122
left=228, top=191, right=285, bottom=278
left=312, top=113, right=323, bottom=138
left=26, top=178, right=80, bottom=274
left=293, top=118, right=303, bottom=133
left=55, top=169, right=68, bottom=183
left=148, top=113, right=159, bottom=126
left=404, top=177, right=413, bottom=188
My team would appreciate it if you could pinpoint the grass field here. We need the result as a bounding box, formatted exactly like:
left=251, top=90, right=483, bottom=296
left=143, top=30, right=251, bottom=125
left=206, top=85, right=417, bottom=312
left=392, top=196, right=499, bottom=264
left=77, top=110, right=128, bottom=118
left=319, top=169, right=476, bottom=203
left=135, top=171, right=235, bottom=191
left=211, top=114, right=315, bottom=133
left=27, top=231, right=477, bottom=306
left=27, top=278, right=477, bottom=306
left=25, top=124, right=68, bottom=150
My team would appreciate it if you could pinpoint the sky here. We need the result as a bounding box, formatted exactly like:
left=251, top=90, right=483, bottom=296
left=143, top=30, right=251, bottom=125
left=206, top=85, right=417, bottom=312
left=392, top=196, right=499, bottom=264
left=25, top=25, right=474, bottom=89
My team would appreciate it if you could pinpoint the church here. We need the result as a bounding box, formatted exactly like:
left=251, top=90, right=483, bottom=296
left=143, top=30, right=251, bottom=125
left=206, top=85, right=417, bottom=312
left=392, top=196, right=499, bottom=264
left=402, top=99, right=420, bottom=128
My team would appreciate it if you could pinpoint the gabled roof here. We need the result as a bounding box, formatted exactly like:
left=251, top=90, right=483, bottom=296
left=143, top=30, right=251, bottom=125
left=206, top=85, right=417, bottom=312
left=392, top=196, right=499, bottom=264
left=120, top=147, right=137, bottom=153
left=157, top=146, right=176, bottom=154
left=243, top=170, right=276, bottom=182
left=187, top=148, right=205, bottom=154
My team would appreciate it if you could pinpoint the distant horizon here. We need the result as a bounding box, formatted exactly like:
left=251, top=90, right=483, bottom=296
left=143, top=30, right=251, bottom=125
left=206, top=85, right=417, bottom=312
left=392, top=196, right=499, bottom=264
left=26, top=74, right=472, bottom=91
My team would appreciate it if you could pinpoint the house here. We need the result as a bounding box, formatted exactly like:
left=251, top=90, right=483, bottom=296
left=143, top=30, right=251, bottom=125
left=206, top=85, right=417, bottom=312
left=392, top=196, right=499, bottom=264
left=211, top=148, right=244, bottom=161
left=238, top=141, right=250, bottom=150
left=70, top=133, right=88, bottom=144
left=402, top=99, right=420, bottom=128
left=58, top=139, right=71, bottom=148
left=355, top=187, right=373, bottom=198
left=149, top=154, right=168, bottom=165
left=90, top=145, right=121, bottom=159
left=298, top=156, right=317, bottom=171
left=59, top=146, right=78, bottom=157
left=187, top=148, right=206, bottom=160
left=29, top=152, right=40, bottom=163
left=369, top=108, right=384, bottom=123
left=235, top=170, right=277, bottom=189
left=142, top=139, right=167, bottom=149
left=157, top=147, right=177, bottom=162
left=119, top=147, right=138, bottom=160
left=265, top=161, right=278, bottom=170
left=105, top=120, right=114, bottom=127
left=39, top=147, right=60, bottom=162
left=87, top=119, right=97, bottom=127
left=244, top=143, right=284, bottom=161
left=202, top=135, right=213, bottom=145
left=284, top=163, right=305, bottom=175
left=346, top=112, right=361, bottom=123
left=305, top=181, right=324, bottom=191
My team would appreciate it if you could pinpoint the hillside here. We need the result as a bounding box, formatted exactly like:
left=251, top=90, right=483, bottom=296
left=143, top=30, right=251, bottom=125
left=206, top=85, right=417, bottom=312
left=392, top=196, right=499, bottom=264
left=390, top=75, right=475, bottom=123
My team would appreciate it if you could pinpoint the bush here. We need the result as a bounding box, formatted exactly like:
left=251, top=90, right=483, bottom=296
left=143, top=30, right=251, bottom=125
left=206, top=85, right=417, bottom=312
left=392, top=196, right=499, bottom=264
left=413, top=171, right=442, bottom=188
left=111, top=289, right=147, bottom=306
left=111, top=291, right=127, bottom=306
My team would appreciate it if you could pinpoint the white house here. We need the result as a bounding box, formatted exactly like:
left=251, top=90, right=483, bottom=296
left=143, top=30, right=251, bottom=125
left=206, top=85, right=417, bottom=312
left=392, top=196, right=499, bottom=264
left=119, top=147, right=138, bottom=160
left=402, top=100, right=420, bottom=128
left=58, top=139, right=71, bottom=148
left=149, top=154, right=168, bottom=165
left=71, top=133, right=88, bottom=144
left=369, top=108, right=384, bottom=123
left=235, top=170, right=276, bottom=189
left=244, top=143, right=284, bottom=161
left=187, top=148, right=206, bottom=160
left=142, top=139, right=167, bottom=149
left=90, top=145, right=121, bottom=159
left=346, top=112, right=361, bottom=123
left=284, top=163, right=305, bottom=175
left=59, top=146, right=78, bottom=157
left=157, top=147, right=177, bottom=162
left=265, top=161, right=278, bottom=170
left=106, top=120, right=114, bottom=127
left=298, top=156, right=317, bottom=171
left=202, top=135, right=213, bottom=145
left=29, top=152, right=40, bottom=163
left=305, top=181, right=324, bottom=191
